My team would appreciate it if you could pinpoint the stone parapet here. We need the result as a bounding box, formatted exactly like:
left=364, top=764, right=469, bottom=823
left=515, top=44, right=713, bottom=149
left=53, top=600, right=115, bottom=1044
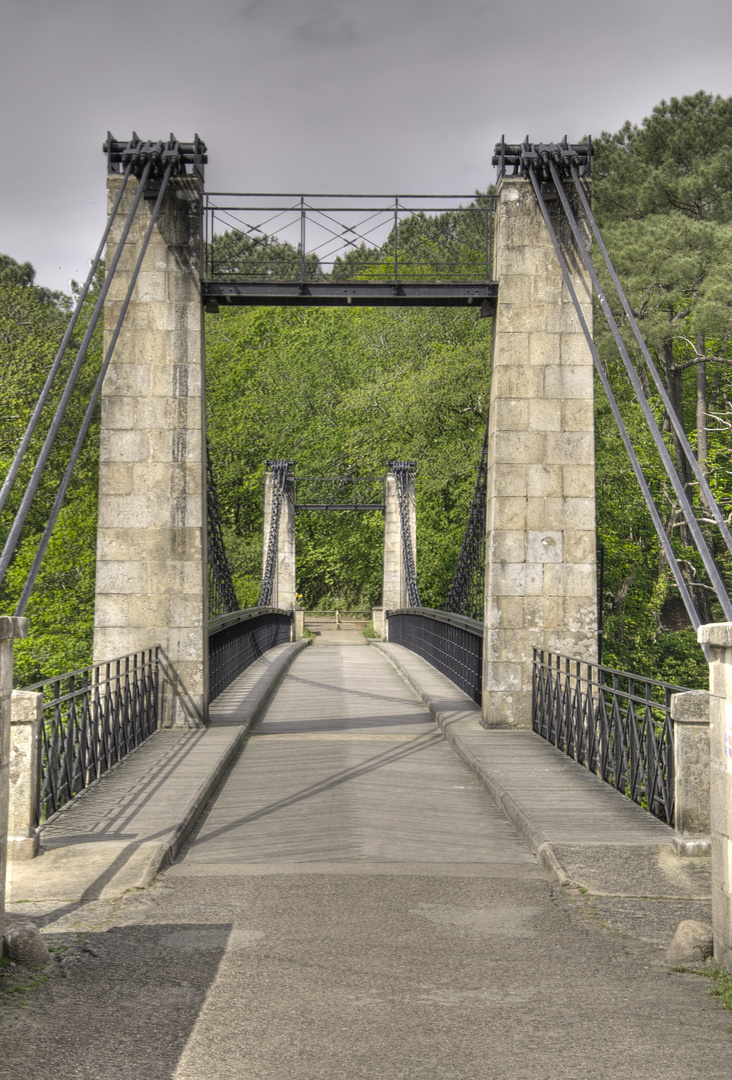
left=698, top=621, right=732, bottom=969
left=0, top=616, right=28, bottom=941
left=8, top=690, right=42, bottom=860
left=671, top=689, right=711, bottom=855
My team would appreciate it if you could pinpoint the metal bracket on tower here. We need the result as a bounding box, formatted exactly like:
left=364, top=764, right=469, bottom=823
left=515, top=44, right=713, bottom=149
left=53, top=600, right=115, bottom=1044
left=104, top=133, right=208, bottom=184
left=493, top=136, right=593, bottom=183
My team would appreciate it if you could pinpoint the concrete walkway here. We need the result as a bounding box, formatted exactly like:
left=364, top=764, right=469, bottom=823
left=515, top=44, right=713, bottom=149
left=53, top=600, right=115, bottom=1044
left=3, top=641, right=725, bottom=1079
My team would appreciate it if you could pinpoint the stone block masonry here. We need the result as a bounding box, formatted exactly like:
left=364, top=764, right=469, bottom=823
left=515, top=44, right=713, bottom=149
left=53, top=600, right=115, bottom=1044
left=382, top=470, right=417, bottom=611
left=483, top=178, right=597, bottom=728
left=698, top=622, right=732, bottom=969
left=93, top=175, right=208, bottom=724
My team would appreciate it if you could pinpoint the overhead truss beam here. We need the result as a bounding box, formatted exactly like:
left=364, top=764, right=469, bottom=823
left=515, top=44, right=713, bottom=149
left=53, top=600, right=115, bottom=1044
left=203, top=281, right=497, bottom=311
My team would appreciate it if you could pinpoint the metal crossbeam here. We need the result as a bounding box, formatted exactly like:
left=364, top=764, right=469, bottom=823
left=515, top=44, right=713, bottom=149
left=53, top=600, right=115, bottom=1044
left=202, top=192, right=497, bottom=310
left=203, top=281, right=497, bottom=311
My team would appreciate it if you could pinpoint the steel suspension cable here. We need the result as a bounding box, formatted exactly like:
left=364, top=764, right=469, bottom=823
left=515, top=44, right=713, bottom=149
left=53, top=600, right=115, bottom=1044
left=546, top=159, right=732, bottom=621
left=526, top=165, right=709, bottom=646
left=0, top=161, right=153, bottom=587
left=569, top=165, right=732, bottom=555
left=0, top=164, right=133, bottom=519
left=14, top=163, right=173, bottom=615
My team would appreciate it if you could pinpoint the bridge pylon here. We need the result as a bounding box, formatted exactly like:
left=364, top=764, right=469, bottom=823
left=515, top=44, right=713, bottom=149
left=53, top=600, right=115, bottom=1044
left=383, top=463, right=417, bottom=610
left=483, top=173, right=598, bottom=727
left=93, top=163, right=208, bottom=723
left=261, top=463, right=296, bottom=609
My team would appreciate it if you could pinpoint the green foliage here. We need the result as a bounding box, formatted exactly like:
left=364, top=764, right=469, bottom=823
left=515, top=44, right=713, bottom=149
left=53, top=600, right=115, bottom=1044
left=0, top=255, right=102, bottom=686
left=206, top=303, right=492, bottom=610
left=592, top=92, right=732, bottom=686
left=4, top=94, right=732, bottom=691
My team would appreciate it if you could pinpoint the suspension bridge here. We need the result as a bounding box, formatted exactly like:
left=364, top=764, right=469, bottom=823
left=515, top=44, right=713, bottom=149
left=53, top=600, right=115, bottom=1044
left=1, top=133, right=732, bottom=1076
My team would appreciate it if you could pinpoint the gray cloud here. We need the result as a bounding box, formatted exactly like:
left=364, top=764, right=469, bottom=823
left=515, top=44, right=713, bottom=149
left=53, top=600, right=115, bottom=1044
left=2, top=0, right=732, bottom=290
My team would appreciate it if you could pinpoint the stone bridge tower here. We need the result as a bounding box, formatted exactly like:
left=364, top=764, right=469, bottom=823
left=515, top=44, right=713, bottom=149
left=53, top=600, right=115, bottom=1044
left=93, top=168, right=208, bottom=724
left=483, top=176, right=598, bottom=727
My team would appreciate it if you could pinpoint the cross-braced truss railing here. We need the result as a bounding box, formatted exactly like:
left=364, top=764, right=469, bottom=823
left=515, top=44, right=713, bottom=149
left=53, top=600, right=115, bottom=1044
left=532, top=649, right=685, bottom=825
left=294, top=476, right=385, bottom=512
left=202, top=193, right=497, bottom=310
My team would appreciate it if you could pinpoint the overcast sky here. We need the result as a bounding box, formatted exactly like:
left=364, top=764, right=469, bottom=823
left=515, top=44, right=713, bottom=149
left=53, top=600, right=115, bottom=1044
left=2, top=0, right=732, bottom=293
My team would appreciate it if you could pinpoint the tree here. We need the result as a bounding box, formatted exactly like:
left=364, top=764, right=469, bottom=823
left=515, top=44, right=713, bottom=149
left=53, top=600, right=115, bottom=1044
left=0, top=254, right=102, bottom=685
left=591, top=93, right=732, bottom=682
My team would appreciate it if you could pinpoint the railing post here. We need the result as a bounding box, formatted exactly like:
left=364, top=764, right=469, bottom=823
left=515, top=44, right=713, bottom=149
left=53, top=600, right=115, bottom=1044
left=0, top=616, right=28, bottom=940
left=8, top=690, right=42, bottom=860
left=670, top=689, right=711, bottom=855
left=697, top=623, right=732, bottom=969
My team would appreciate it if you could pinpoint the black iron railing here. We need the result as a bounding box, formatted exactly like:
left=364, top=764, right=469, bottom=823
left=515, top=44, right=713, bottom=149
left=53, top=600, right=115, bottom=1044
left=208, top=607, right=292, bottom=702
left=207, top=446, right=239, bottom=619
left=532, top=650, right=687, bottom=826
left=444, top=424, right=488, bottom=622
left=386, top=608, right=483, bottom=704
left=25, top=649, right=160, bottom=824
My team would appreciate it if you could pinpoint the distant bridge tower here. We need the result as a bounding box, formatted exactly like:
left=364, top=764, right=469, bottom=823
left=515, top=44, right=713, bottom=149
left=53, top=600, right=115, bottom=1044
left=261, top=462, right=296, bottom=610
left=483, top=172, right=598, bottom=727
left=93, top=148, right=208, bottom=723
left=383, top=462, right=418, bottom=610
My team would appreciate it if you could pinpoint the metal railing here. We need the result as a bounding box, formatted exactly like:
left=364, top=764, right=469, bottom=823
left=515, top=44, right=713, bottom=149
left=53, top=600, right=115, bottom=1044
left=25, top=649, right=160, bottom=824
left=203, top=193, right=496, bottom=284
left=386, top=608, right=483, bottom=704
left=208, top=607, right=292, bottom=702
left=532, top=650, right=687, bottom=826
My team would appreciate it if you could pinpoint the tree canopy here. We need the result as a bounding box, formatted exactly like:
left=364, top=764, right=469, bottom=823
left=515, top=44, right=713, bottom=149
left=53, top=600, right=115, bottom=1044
left=3, top=91, right=732, bottom=689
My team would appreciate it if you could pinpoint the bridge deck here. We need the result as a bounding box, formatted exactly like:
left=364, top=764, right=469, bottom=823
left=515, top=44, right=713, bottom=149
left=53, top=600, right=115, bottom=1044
left=177, top=643, right=533, bottom=868
left=6, top=641, right=725, bottom=1080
